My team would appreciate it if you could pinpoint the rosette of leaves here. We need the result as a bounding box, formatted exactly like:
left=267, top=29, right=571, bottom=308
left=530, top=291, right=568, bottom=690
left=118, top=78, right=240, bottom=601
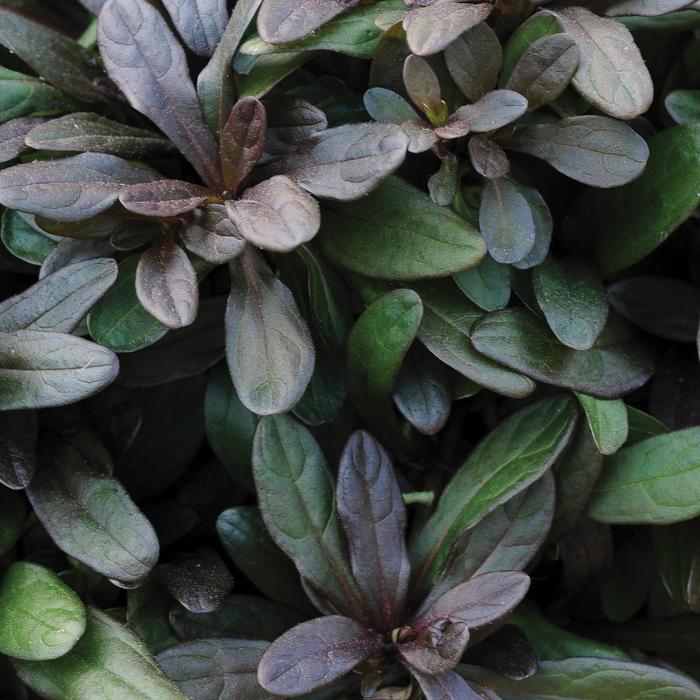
left=0, top=0, right=409, bottom=416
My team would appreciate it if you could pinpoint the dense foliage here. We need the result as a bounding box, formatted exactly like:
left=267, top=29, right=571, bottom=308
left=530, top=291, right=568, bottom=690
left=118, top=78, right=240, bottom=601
left=1, top=0, right=700, bottom=698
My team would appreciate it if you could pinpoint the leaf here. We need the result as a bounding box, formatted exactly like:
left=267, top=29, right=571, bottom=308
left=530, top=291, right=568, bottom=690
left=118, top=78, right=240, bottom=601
left=257, top=0, right=360, bottom=44
left=575, top=393, right=629, bottom=456
left=608, top=276, right=700, bottom=343
left=510, top=182, right=552, bottom=271
left=413, top=670, right=484, bottom=700
left=394, top=347, right=452, bottom=435
left=363, top=87, right=418, bottom=125
left=0, top=410, right=37, bottom=489
left=347, top=289, right=423, bottom=440
left=437, top=91, right=528, bottom=139
left=217, top=506, right=311, bottom=612
left=471, top=309, right=654, bottom=399
left=506, top=34, right=579, bottom=111
left=0, top=8, right=103, bottom=103
left=220, top=97, right=267, bottom=193
left=226, top=175, right=320, bottom=252
left=460, top=657, right=700, bottom=699
left=258, top=616, right=383, bottom=696
left=403, top=2, right=492, bottom=57
left=25, top=112, right=173, bottom=158
left=238, top=53, right=311, bottom=99
left=136, top=238, right=199, bottom=330
left=0, top=258, right=117, bottom=334
left=606, top=0, right=694, bottom=16
left=0, top=562, right=86, bottom=661
left=197, top=0, right=264, bottom=134
left=410, top=396, right=576, bottom=586
left=454, top=256, right=510, bottom=312
left=181, top=205, right=246, bottom=266
left=627, top=406, right=667, bottom=445
left=554, top=7, right=653, bottom=119
left=120, top=180, right=210, bottom=217
left=157, top=639, right=274, bottom=700
left=0, top=329, right=118, bottom=410
left=589, top=427, right=700, bottom=524
left=337, top=431, right=410, bottom=630
left=266, top=122, right=408, bottom=201
left=1, top=210, right=57, bottom=266
left=479, top=178, right=536, bottom=264
left=653, top=521, right=700, bottom=612
left=88, top=254, right=168, bottom=353
left=14, top=608, right=187, bottom=700
left=320, top=177, right=486, bottom=280
left=503, top=116, right=649, bottom=188
left=468, top=135, right=510, bottom=180
left=0, top=153, right=156, bottom=222
left=0, top=117, right=42, bottom=163
left=403, top=55, right=444, bottom=123
left=0, top=67, right=77, bottom=125
left=400, top=619, right=470, bottom=676
left=98, top=0, right=222, bottom=190
left=666, top=89, right=700, bottom=125
left=225, top=249, right=315, bottom=415
left=156, top=550, right=234, bottom=614
left=532, top=256, right=608, bottom=350
left=161, top=0, right=228, bottom=57
left=252, top=414, right=366, bottom=621
left=445, top=22, right=502, bottom=103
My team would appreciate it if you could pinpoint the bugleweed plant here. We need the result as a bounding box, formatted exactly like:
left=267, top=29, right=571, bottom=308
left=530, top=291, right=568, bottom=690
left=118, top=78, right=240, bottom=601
left=1, top=0, right=700, bottom=699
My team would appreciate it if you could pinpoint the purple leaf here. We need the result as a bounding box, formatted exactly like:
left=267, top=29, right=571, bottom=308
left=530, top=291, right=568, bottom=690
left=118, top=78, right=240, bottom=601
left=161, top=0, right=228, bottom=57
left=411, top=670, right=485, bottom=700
left=336, top=430, right=410, bottom=631
left=135, top=238, right=199, bottom=329
left=220, top=97, right=267, bottom=194
left=180, top=205, right=246, bottom=265
left=98, top=0, right=223, bottom=190
left=436, top=91, right=528, bottom=139
left=0, top=153, right=157, bottom=222
left=462, top=624, right=537, bottom=680
left=258, top=616, right=383, bottom=696
left=399, top=617, right=470, bottom=674
left=403, top=55, right=444, bottom=123
left=120, top=180, right=210, bottom=217
left=468, top=135, right=510, bottom=180
left=226, top=175, right=320, bottom=252
left=0, top=117, right=43, bottom=163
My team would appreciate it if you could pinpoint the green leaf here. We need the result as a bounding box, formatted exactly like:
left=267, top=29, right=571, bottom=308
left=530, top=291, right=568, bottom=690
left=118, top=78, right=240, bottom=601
left=0, top=330, right=118, bottom=410
left=225, top=249, right=315, bottom=415
left=26, top=439, right=159, bottom=585
left=88, top=255, right=168, bottom=353
left=666, top=89, right=700, bottom=125
left=126, top=582, right=178, bottom=655
left=252, top=415, right=366, bottom=623
left=454, top=256, right=511, bottom=312
left=319, top=177, right=486, bottom=280
left=471, top=308, right=654, bottom=399
left=14, top=608, right=187, bottom=699
left=410, top=395, right=577, bottom=588
left=205, top=364, right=257, bottom=492
left=653, top=521, right=700, bottom=612
left=575, top=393, right=628, bottom=455
left=238, top=53, right=311, bottom=99
left=217, top=506, right=312, bottom=613
left=0, top=562, right=86, bottom=661
left=570, top=126, right=700, bottom=276
left=501, top=12, right=562, bottom=85
left=532, top=256, right=608, bottom=350
left=0, top=487, right=27, bottom=557
left=626, top=406, right=668, bottom=445
left=1, top=210, right=57, bottom=266
left=589, top=427, right=700, bottom=524
left=347, top=289, right=422, bottom=441
left=460, top=657, right=700, bottom=699
left=0, top=67, right=77, bottom=124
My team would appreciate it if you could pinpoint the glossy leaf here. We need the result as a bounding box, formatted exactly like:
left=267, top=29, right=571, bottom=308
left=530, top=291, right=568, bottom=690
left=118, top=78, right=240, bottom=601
left=27, top=440, right=159, bottom=585
left=270, top=122, right=408, bottom=201
left=0, top=153, right=156, bottom=222
left=504, top=116, right=648, bottom=188
left=337, top=431, right=410, bottom=630
left=225, top=249, right=314, bottom=415
left=471, top=309, right=654, bottom=399
left=227, top=175, right=320, bottom=252
left=120, top=180, right=210, bottom=218
left=98, top=0, right=223, bottom=190
left=0, top=330, right=118, bottom=410
left=161, top=0, right=227, bottom=57
left=258, top=616, right=383, bottom=696
left=0, top=562, right=86, bottom=661
left=14, top=608, right=187, bottom=700
left=575, top=393, right=628, bottom=456
left=25, top=113, right=173, bottom=158
left=410, top=396, right=576, bottom=585
left=589, top=427, right=700, bottom=524
left=157, top=639, right=273, bottom=700
left=252, top=415, right=366, bottom=621
left=320, top=177, right=486, bottom=280
left=0, top=258, right=117, bottom=334
left=532, top=256, right=608, bottom=350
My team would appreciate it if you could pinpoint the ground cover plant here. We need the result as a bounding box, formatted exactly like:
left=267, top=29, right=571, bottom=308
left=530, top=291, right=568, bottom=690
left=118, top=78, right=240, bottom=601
left=1, top=0, right=700, bottom=698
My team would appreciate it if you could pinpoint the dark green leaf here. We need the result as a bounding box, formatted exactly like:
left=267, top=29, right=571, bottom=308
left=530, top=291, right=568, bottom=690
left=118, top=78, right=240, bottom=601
left=453, top=256, right=510, bottom=312
left=653, top=521, right=700, bottom=612
left=0, top=562, right=86, bottom=661
left=666, top=89, right=700, bottom=125
left=363, top=87, right=417, bottom=125
left=575, top=393, right=628, bottom=455
left=1, top=210, right=57, bottom=266
left=0, top=67, right=77, bottom=124
left=501, top=11, right=562, bottom=85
